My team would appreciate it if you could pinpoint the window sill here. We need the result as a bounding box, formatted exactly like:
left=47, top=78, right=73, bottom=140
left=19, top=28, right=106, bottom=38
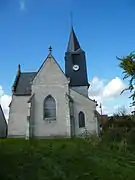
left=79, top=126, right=85, bottom=128
left=44, top=118, right=56, bottom=121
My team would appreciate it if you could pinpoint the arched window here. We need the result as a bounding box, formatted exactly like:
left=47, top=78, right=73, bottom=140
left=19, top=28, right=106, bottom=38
left=79, top=111, right=85, bottom=128
left=44, top=95, right=56, bottom=120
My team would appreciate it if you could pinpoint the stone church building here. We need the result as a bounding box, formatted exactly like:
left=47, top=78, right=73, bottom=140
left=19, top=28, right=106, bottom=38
left=8, top=27, right=99, bottom=139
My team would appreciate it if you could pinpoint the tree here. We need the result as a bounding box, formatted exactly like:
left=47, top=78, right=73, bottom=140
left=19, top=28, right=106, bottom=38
left=113, top=106, right=128, bottom=118
left=117, top=52, right=135, bottom=107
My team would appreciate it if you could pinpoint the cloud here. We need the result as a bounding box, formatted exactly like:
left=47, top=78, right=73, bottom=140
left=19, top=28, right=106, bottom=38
left=19, top=0, right=25, bottom=11
left=89, top=77, right=105, bottom=97
left=0, top=86, right=4, bottom=96
left=0, top=86, right=11, bottom=120
left=89, top=76, right=126, bottom=101
left=88, top=76, right=130, bottom=115
left=103, top=77, right=126, bottom=99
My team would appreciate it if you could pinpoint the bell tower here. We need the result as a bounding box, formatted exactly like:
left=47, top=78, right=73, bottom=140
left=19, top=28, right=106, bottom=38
left=65, top=27, right=89, bottom=97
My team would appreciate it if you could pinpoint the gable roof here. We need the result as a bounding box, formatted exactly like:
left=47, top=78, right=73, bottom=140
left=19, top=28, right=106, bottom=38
left=32, top=52, right=68, bottom=84
left=12, top=52, right=68, bottom=96
left=13, top=72, right=36, bottom=95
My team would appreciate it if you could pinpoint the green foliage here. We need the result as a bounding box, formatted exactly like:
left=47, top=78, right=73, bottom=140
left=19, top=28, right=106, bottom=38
left=102, top=128, right=125, bottom=142
left=117, top=52, right=135, bottom=106
left=101, top=108, right=135, bottom=151
left=0, top=138, right=135, bottom=180
left=126, top=128, right=135, bottom=144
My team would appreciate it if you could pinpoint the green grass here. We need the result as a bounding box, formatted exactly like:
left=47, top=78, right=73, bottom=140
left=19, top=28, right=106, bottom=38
left=0, top=138, right=135, bottom=180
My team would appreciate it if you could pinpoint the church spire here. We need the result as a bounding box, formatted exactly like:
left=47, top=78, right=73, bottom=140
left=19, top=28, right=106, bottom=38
left=65, top=27, right=89, bottom=92
left=67, top=27, right=81, bottom=52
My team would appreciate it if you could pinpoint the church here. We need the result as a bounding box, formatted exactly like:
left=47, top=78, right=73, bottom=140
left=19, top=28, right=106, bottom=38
left=8, top=27, right=99, bottom=139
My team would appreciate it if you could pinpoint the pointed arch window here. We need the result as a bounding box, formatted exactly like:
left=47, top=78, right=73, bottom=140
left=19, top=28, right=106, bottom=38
left=44, top=95, right=56, bottom=120
left=79, top=111, right=85, bottom=128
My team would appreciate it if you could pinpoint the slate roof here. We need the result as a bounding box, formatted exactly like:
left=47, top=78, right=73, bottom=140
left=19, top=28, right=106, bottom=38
left=67, top=27, right=81, bottom=52
left=0, top=105, right=6, bottom=122
left=0, top=104, right=7, bottom=138
left=13, top=72, right=37, bottom=95
left=65, top=27, right=89, bottom=87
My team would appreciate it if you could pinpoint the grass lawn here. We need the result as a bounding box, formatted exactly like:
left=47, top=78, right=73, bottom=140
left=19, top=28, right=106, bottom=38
left=0, top=138, right=135, bottom=180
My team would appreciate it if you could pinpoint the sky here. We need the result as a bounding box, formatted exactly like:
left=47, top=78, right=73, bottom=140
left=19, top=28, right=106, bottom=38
left=0, top=0, right=135, bottom=119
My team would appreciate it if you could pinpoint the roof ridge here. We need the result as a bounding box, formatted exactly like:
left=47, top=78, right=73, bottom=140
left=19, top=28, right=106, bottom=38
left=32, top=53, right=68, bottom=84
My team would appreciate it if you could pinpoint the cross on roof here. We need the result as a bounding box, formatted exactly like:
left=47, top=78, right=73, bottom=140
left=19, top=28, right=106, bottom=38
left=49, top=46, right=52, bottom=53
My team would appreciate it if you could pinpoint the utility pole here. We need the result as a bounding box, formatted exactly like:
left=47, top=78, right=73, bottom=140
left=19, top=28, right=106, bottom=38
left=100, top=103, right=103, bottom=116
left=99, top=103, right=103, bottom=135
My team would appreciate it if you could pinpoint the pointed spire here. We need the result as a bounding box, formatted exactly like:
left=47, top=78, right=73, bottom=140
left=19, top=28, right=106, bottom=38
left=67, top=27, right=81, bottom=52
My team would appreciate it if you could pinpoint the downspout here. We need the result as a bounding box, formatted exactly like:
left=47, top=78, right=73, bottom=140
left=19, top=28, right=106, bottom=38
left=26, top=102, right=31, bottom=140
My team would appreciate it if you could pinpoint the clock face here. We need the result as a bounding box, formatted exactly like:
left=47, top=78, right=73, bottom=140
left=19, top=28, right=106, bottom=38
left=73, top=64, right=79, bottom=71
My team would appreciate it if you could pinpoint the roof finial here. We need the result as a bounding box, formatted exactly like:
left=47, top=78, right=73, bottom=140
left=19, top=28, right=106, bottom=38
left=70, top=11, right=73, bottom=28
left=49, top=46, right=52, bottom=54
left=18, top=64, right=21, bottom=75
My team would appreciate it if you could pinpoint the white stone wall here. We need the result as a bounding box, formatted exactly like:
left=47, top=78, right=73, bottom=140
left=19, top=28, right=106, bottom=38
left=31, top=55, right=71, bottom=138
left=8, top=95, right=30, bottom=137
left=70, top=89, right=98, bottom=137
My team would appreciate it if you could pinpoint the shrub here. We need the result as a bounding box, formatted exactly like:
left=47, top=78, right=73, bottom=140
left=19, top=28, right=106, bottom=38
left=102, top=128, right=126, bottom=142
left=126, top=128, right=135, bottom=144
